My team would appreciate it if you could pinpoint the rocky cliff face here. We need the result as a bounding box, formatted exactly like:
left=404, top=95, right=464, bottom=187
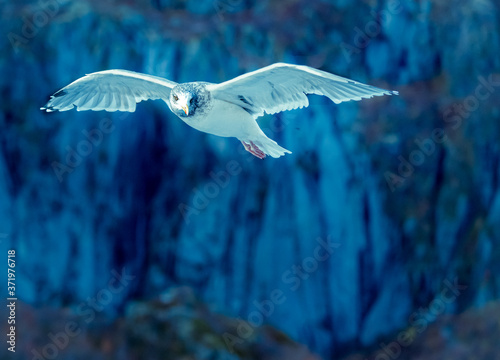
left=1, top=0, right=499, bottom=358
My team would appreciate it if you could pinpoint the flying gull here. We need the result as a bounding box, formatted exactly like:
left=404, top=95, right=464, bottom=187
left=41, top=63, right=398, bottom=159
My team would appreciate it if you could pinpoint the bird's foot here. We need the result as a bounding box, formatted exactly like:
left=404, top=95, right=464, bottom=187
left=241, top=140, right=266, bottom=159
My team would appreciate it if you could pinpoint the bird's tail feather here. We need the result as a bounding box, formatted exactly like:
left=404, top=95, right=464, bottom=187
left=252, top=136, right=292, bottom=158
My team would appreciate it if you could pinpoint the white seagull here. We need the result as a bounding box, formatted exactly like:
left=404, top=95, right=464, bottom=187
left=41, top=63, right=398, bottom=159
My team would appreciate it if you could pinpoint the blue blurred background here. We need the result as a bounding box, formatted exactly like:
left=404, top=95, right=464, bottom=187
left=1, top=0, right=500, bottom=359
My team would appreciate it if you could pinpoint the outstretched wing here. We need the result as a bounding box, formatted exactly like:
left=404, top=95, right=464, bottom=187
left=41, top=70, right=177, bottom=113
left=208, top=63, right=398, bottom=117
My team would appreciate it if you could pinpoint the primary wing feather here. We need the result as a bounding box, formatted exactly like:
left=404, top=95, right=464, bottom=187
left=41, top=70, right=177, bottom=112
left=208, top=63, right=398, bottom=117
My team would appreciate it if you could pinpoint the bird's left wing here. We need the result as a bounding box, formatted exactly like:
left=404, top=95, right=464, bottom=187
left=207, top=63, right=398, bottom=118
left=41, top=70, right=177, bottom=112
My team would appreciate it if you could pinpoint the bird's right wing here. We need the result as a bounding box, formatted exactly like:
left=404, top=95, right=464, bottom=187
left=41, top=70, right=177, bottom=113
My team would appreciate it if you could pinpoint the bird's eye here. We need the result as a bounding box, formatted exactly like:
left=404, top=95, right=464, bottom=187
left=173, top=94, right=178, bottom=101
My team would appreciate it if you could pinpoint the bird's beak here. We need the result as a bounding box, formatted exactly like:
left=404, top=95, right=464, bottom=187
left=181, top=105, right=189, bottom=115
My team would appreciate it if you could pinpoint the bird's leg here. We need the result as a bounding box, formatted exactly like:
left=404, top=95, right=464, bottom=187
left=241, top=140, right=266, bottom=159
left=249, top=141, right=266, bottom=159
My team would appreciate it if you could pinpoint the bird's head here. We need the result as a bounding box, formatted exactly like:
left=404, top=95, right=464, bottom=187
left=169, top=84, right=200, bottom=117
